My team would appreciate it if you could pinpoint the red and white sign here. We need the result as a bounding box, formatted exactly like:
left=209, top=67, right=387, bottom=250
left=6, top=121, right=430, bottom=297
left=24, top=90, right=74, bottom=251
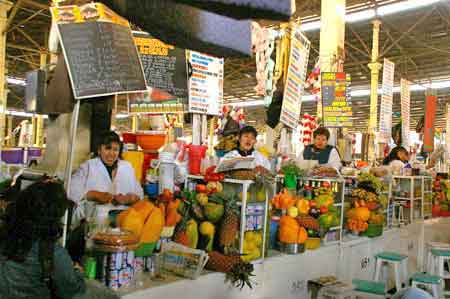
left=423, top=94, right=437, bottom=153
left=400, top=79, right=410, bottom=149
left=188, top=51, right=224, bottom=115
left=280, top=25, right=310, bottom=129
left=379, top=59, right=395, bottom=143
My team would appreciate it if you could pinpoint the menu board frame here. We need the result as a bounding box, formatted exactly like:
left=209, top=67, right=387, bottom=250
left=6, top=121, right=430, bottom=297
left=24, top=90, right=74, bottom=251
left=321, top=72, right=352, bottom=128
left=52, top=4, right=147, bottom=100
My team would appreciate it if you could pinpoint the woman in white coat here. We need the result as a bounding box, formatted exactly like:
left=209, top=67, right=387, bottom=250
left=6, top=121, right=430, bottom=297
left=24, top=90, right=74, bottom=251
left=69, top=131, right=143, bottom=227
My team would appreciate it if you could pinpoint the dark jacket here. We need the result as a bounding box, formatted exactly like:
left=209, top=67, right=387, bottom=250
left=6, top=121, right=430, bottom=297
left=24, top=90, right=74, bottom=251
left=303, top=145, right=335, bottom=165
left=0, top=242, right=86, bottom=299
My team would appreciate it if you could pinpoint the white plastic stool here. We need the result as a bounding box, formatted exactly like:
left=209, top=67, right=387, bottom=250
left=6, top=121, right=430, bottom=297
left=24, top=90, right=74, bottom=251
left=425, top=242, right=450, bottom=274
left=374, top=252, right=409, bottom=292
left=392, top=201, right=406, bottom=227
left=411, top=272, right=442, bottom=299
left=429, top=249, right=450, bottom=295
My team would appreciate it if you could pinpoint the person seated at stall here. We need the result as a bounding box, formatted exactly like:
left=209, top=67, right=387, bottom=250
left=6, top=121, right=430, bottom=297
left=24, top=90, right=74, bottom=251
left=0, top=179, right=86, bottom=299
left=69, top=131, right=144, bottom=227
left=382, top=146, right=409, bottom=166
left=297, top=127, right=342, bottom=170
left=222, top=125, right=271, bottom=172
left=392, top=287, right=432, bottom=299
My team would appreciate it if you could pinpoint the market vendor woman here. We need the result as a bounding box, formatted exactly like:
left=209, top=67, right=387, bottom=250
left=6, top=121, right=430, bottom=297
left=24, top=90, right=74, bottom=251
left=222, top=126, right=271, bottom=171
left=69, top=131, right=143, bottom=227
left=298, top=127, right=342, bottom=169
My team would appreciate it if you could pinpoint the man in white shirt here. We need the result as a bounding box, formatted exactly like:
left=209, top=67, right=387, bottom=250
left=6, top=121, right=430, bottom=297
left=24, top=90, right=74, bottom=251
left=222, top=126, right=271, bottom=172
left=298, top=127, right=342, bottom=170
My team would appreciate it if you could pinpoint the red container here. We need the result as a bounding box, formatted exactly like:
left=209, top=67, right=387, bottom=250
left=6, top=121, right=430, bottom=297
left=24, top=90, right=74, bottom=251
left=187, top=145, right=207, bottom=175
left=122, top=132, right=137, bottom=144
left=136, top=132, right=166, bottom=151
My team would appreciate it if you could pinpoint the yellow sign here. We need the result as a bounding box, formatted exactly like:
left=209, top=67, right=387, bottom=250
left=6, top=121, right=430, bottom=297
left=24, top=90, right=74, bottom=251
left=51, top=3, right=130, bottom=27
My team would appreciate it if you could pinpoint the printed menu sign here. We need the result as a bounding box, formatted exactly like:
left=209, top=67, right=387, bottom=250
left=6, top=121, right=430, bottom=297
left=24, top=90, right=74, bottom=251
left=52, top=4, right=147, bottom=99
left=379, top=59, right=395, bottom=143
left=188, top=51, right=224, bottom=115
left=400, top=78, right=410, bottom=148
left=133, top=32, right=188, bottom=103
left=280, top=26, right=310, bottom=129
left=321, top=72, right=352, bottom=127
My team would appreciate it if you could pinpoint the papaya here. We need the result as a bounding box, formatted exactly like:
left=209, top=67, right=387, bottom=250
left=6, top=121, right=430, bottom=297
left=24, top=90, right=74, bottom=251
left=204, top=202, right=224, bottom=223
left=119, top=208, right=145, bottom=238
left=141, top=207, right=165, bottom=243
left=117, top=209, right=131, bottom=227
left=186, top=219, right=199, bottom=249
left=131, top=200, right=155, bottom=221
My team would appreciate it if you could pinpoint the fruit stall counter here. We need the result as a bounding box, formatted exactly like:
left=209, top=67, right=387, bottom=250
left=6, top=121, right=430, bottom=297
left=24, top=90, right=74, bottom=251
left=89, top=217, right=450, bottom=299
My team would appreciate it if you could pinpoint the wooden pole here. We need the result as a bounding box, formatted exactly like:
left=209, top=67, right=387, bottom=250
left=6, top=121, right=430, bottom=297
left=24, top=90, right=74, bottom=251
left=0, top=1, right=12, bottom=147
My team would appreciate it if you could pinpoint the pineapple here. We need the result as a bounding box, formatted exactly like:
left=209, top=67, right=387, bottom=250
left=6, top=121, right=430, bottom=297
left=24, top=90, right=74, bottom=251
left=218, top=195, right=239, bottom=253
left=173, top=207, right=191, bottom=247
left=206, top=251, right=255, bottom=289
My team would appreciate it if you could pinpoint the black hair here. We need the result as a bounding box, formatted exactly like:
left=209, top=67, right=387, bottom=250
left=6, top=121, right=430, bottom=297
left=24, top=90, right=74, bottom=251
left=383, top=146, right=409, bottom=165
left=239, top=126, right=258, bottom=138
left=95, top=131, right=123, bottom=158
left=313, top=127, right=330, bottom=140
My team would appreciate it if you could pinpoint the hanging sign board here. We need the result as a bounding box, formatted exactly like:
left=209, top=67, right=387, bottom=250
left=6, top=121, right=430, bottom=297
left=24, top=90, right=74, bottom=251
left=188, top=51, right=224, bottom=115
left=379, top=58, right=395, bottom=143
left=133, top=32, right=188, bottom=103
left=400, top=78, right=411, bottom=149
left=51, top=3, right=147, bottom=99
left=321, top=72, right=352, bottom=127
left=280, top=26, right=310, bottom=129
left=423, top=93, right=437, bottom=153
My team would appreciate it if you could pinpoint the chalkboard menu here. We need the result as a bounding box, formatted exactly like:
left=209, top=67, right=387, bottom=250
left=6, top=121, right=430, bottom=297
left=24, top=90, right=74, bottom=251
left=133, top=32, right=188, bottom=103
left=322, top=72, right=352, bottom=127
left=58, top=21, right=147, bottom=99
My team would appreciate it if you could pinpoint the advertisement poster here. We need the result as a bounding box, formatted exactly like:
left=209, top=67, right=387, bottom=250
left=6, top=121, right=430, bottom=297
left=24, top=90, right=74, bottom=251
left=280, top=26, right=310, bottom=129
left=446, top=104, right=450, bottom=154
left=188, top=51, right=224, bottom=115
left=379, top=59, right=395, bottom=143
left=322, top=72, right=352, bottom=127
left=423, top=94, right=437, bottom=153
left=400, top=79, right=410, bottom=148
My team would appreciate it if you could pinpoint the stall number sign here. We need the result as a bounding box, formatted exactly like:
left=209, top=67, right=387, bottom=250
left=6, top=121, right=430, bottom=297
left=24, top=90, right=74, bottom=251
left=322, top=72, right=352, bottom=127
left=188, top=51, right=224, bottom=116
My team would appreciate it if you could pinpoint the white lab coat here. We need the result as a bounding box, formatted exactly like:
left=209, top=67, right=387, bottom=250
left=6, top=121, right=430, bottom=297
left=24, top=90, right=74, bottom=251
left=222, top=149, right=271, bottom=170
left=69, top=157, right=144, bottom=227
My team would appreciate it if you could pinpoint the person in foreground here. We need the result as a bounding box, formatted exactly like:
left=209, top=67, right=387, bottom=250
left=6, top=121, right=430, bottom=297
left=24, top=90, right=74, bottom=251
left=0, top=179, right=86, bottom=299
left=298, top=127, right=342, bottom=170
left=69, top=131, right=143, bottom=227
left=222, top=125, right=271, bottom=172
left=392, top=287, right=432, bottom=299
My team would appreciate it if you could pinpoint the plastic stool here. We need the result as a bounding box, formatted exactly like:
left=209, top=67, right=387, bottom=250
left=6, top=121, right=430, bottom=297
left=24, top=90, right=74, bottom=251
left=352, top=279, right=386, bottom=298
left=425, top=242, right=450, bottom=274
left=374, top=252, right=409, bottom=292
left=429, top=249, right=450, bottom=295
left=317, top=284, right=355, bottom=299
left=411, top=272, right=442, bottom=299
left=392, top=201, right=406, bottom=226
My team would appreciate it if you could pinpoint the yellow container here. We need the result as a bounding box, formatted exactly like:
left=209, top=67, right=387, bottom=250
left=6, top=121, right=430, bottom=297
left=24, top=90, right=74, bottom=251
left=122, top=151, right=144, bottom=182
left=305, top=237, right=321, bottom=250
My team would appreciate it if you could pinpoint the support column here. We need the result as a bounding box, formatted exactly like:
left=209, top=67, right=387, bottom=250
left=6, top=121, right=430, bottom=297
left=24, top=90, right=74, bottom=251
left=367, top=20, right=382, bottom=162
left=0, top=1, right=12, bottom=146
left=318, top=0, right=346, bottom=119
left=34, top=51, right=46, bottom=147
left=131, top=115, right=138, bottom=132
left=6, top=114, right=11, bottom=146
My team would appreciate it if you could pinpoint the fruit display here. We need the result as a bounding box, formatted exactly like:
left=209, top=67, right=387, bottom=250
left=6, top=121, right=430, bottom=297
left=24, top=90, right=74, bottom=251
left=242, top=231, right=263, bottom=261
left=346, top=174, right=384, bottom=235
left=273, top=181, right=341, bottom=250
left=431, top=178, right=450, bottom=217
